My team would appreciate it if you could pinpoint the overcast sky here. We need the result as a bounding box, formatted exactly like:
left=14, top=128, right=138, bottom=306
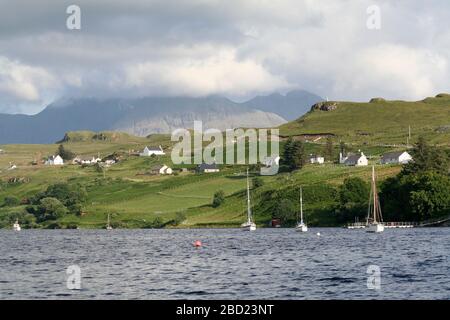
left=0, top=0, right=449, bottom=114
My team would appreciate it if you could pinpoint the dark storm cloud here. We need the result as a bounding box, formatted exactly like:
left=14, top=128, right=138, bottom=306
left=0, top=0, right=449, bottom=114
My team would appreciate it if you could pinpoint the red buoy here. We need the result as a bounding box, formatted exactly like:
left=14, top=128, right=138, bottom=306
left=193, top=240, right=202, bottom=247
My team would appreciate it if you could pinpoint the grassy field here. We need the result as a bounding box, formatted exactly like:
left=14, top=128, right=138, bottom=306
left=0, top=129, right=416, bottom=229
left=280, top=94, right=450, bottom=145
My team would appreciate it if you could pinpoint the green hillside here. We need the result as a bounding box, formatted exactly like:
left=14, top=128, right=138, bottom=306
left=280, top=94, right=450, bottom=145
left=2, top=92, right=449, bottom=231
left=0, top=129, right=402, bottom=229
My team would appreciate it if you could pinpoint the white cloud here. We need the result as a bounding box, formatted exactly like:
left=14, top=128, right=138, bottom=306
left=350, top=45, right=448, bottom=100
left=0, top=0, right=449, bottom=113
left=0, top=56, right=59, bottom=112
left=123, top=49, right=291, bottom=96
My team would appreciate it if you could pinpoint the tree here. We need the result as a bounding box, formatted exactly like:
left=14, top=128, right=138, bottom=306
left=275, top=199, right=296, bottom=223
left=212, top=190, right=225, bottom=208
left=282, top=137, right=305, bottom=171
left=57, top=144, right=75, bottom=160
left=324, top=136, right=333, bottom=161
left=35, top=197, right=68, bottom=222
left=32, top=183, right=87, bottom=210
left=381, top=171, right=450, bottom=221
left=337, top=177, right=370, bottom=222
left=3, top=196, right=20, bottom=207
left=402, top=136, right=449, bottom=175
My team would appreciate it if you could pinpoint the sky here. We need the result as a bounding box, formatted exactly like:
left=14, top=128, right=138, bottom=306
left=0, top=0, right=449, bottom=114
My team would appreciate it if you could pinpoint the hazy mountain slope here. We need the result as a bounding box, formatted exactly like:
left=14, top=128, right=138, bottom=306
left=0, top=96, right=286, bottom=144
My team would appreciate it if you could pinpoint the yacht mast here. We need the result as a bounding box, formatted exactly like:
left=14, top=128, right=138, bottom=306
left=300, top=187, right=304, bottom=224
left=246, top=169, right=251, bottom=223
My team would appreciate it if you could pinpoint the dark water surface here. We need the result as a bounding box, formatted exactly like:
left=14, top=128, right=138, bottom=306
left=0, top=228, right=449, bottom=299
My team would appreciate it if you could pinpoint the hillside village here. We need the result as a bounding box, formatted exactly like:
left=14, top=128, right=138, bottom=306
left=0, top=94, right=449, bottom=229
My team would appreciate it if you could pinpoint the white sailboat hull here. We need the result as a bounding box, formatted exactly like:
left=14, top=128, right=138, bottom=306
left=13, top=224, right=21, bottom=231
left=241, top=222, right=256, bottom=231
left=295, top=223, right=308, bottom=232
left=366, top=223, right=384, bottom=233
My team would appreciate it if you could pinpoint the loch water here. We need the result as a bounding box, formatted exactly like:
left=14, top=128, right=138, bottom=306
left=0, top=228, right=449, bottom=299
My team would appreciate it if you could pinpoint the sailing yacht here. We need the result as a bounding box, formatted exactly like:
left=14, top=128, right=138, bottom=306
left=241, top=169, right=256, bottom=231
left=366, top=166, right=385, bottom=233
left=13, top=219, right=21, bottom=231
left=295, top=187, right=308, bottom=232
left=106, top=213, right=113, bottom=230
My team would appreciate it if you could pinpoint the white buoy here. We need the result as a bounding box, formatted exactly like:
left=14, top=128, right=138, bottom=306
left=316, top=232, right=321, bottom=236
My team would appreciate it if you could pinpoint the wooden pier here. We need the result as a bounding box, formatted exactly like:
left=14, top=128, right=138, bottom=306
left=346, top=221, right=418, bottom=229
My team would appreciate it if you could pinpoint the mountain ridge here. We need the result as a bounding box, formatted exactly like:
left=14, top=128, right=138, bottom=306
left=0, top=90, right=322, bottom=144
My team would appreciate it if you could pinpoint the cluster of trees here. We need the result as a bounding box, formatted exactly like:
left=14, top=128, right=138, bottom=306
left=26, top=183, right=88, bottom=222
left=380, top=137, right=450, bottom=222
left=335, top=177, right=370, bottom=223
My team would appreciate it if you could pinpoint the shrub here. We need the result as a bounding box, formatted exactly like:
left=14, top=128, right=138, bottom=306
left=173, top=211, right=187, bottom=226
left=252, top=177, right=264, bottom=189
left=212, top=190, right=225, bottom=208
left=3, top=196, right=20, bottom=207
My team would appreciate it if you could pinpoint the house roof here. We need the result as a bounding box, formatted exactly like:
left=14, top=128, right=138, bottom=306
left=345, top=153, right=364, bottom=163
left=197, top=163, right=218, bottom=170
left=381, top=151, right=407, bottom=160
left=144, top=146, right=163, bottom=151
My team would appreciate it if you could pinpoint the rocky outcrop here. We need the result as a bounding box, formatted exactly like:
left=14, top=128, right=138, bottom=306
left=369, top=97, right=386, bottom=103
left=311, top=101, right=339, bottom=112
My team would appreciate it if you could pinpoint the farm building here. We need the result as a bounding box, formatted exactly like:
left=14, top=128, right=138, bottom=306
left=196, top=163, right=220, bottom=173
left=310, top=155, right=325, bottom=164
left=72, top=156, right=102, bottom=165
left=340, top=152, right=368, bottom=166
left=262, top=155, right=280, bottom=167
left=381, top=151, right=413, bottom=165
left=140, top=146, right=165, bottom=157
left=45, top=155, right=64, bottom=165
left=151, top=164, right=173, bottom=175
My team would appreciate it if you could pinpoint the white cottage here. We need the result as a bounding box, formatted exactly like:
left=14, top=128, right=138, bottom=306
left=197, top=163, right=220, bottom=173
left=140, top=146, right=165, bottom=157
left=381, top=151, right=413, bottom=165
left=45, top=155, right=64, bottom=165
left=151, top=164, right=173, bottom=175
left=341, top=152, right=368, bottom=166
left=310, top=155, right=325, bottom=164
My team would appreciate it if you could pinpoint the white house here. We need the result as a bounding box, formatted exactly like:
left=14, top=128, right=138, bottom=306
left=341, top=152, right=368, bottom=166
left=381, top=151, right=413, bottom=165
left=310, top=155, right=325, bottom=164
left=73, top=156, right=102, bottom=165
left=45, top=155, right=64, bottom=165
left=151, top=164, right=173, bottom=175
left=140, top=146, right=165, bottom=157
left=197, top=163, right=220, bottom=173
left=263, top=155, right=280, bottom=167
